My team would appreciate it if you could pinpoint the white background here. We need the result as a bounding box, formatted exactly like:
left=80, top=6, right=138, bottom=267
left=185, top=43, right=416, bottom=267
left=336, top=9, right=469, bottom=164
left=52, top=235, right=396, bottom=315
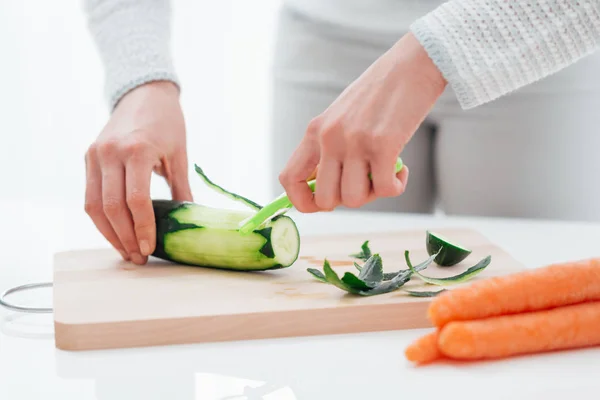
left=0, top=0, right=281, bottom=211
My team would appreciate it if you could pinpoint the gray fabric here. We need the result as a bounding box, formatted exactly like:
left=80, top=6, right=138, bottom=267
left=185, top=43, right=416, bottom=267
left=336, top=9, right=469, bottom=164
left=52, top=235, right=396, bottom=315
left=270, top=6, right=600, bottom=221
left=411, top=0, right=600, bottom=109
left=282, top=0, right=442, bottom=33
left=83, top=0, right=179, bottom=110
left=83, top=0, right=600, bottom=113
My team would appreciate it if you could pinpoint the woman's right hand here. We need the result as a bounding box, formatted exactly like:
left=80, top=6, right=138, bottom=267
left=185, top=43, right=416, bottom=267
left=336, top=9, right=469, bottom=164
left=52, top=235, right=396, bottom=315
left=84, top=81, right=193, bottom=265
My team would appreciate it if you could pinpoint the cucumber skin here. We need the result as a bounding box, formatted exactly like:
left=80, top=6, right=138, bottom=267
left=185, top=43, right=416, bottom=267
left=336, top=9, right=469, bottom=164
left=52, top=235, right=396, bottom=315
left=425, top=231, right=472, bottom=267
left=151, top=199, right=298, bottom=271
left=152, top=199, right=191, bottom=262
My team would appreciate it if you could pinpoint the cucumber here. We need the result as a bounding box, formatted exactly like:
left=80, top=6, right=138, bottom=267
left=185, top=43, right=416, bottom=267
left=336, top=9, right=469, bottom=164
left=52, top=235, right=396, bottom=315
left=152, top=200, right=300, bottom=271
left=426, top=230, right=472, bottom=267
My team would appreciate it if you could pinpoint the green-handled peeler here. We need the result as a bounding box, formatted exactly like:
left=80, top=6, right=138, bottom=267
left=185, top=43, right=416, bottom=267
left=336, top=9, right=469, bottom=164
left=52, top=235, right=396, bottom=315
left=237, top=156, right=404, bottom=235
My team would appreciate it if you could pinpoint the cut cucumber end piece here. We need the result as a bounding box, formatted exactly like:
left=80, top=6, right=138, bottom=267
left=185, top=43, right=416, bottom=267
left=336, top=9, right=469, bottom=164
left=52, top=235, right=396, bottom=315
left=425, top=230, right=472, bottom=267
left=269, top=215, right=301, bottom=268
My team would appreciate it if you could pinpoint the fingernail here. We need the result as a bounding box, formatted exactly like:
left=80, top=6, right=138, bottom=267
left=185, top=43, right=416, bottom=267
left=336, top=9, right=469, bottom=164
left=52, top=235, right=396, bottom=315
left=119, top=250, right=130, bottom=261
left=139, top=240, right=151, bottom=256
left=131, top=252, right=145, bottom=265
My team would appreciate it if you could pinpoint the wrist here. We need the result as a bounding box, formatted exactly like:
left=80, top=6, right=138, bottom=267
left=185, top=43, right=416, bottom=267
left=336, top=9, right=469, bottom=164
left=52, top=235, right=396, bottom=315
left=144, top=80, right=180, bottom=97
left=392, top=32, right=447, bottom=96
left=115, top=80, right=181, bottom=111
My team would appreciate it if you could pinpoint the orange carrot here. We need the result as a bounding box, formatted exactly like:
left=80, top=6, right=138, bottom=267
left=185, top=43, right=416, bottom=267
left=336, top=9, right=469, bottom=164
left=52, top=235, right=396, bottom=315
left=428, top=257, right=600, bottom=327
left=437, top=300, right=600, bottom=361
left=405, top=331, right=443, bottom=365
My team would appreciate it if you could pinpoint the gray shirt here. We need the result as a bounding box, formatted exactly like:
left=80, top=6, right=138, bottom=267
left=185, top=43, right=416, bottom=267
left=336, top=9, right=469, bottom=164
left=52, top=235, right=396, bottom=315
left=84, top=0, right=600, bottom=111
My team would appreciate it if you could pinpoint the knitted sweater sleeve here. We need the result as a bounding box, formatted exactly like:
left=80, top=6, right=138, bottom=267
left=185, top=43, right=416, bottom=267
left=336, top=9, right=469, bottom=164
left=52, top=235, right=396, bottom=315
left=410, top=0, right=600, bottom=109
left=83, top=0, right=179, bottom=110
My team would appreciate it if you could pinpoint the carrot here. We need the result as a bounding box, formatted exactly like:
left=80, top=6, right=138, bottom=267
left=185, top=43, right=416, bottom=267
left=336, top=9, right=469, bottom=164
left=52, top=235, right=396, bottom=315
left=437, top=300, right=600, bottom=361
left=428, top=257, right=600, bottom=327
left=404, top=330, right=443, bottom=365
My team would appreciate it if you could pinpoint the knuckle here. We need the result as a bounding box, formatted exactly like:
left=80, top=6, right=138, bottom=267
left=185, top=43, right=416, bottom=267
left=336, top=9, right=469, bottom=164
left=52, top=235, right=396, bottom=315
left=103, top=198, right=124, bottom=216
left=374, top=134, right=400, bottom=156
left=294, top=202, right=312, bottom=213
left=320, top=120, right=343, bottom=145
left=305, top=116, right=324, bottom=140
left=126, top=191, right=149, bottom=210
left=353, top=129, right=371, bottom=142
left=342, top=196, right=365, bottom=209
left=314, top=197, right=335, bottom=211
left=278, top=171, right=291, bottom=186
left=121, top=140, right=149, bottom=158
left=135, top=220, right=155, bottom=235
left=122, top=238, right=139, bottom=252
left=375, top=183, right=401, bottom=198
left=96, top=138, right=120, bottom=159
left=347, top=130, right=371, bottom=152
left=84, top=201, right=102, bottom=216
left=364, top=135, right=384, bottom=154
left=371, top=131, right=389, bottom=144
left=85, top=142, right=99, bottom=162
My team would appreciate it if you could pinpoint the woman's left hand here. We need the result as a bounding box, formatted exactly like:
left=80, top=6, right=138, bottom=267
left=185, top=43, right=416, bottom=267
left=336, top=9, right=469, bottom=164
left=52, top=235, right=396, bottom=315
left=278, top=32, right=447, bottom=213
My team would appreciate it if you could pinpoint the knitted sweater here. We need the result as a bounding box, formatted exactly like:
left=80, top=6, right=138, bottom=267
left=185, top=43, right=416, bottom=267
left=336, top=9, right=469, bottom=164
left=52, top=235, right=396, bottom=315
left=84, top=0, right=600, bottom=110
left=84, top=0, right=180, bottom=109
left=411, top=0, right=600, bottom=108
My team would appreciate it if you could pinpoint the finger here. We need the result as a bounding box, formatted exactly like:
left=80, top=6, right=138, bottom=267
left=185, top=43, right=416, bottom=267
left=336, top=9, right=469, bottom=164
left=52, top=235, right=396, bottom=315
left=169, top=154, right=194, bottom=202
left=125, top=154, right=157, bottom=257
left=307, top=165, right=319, bottom=181
left=278, top=136, right=321, bottom=213
left=340, top=153, right=370, bottom=208
left=84, top=148, right=129, bottom=261
left=363, top=165, right=410, bottom=205
left=369, top=152, right=405, bottom=198
left=101, top=162, right=146, bottom=265
left=314, top=155, right=342, bottom=210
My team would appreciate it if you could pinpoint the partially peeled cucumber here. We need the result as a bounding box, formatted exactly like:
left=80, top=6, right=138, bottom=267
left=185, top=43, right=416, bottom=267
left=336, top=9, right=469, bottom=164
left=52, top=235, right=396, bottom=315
left=152, top=200, right=300, bottom=271
left=150, top=164, right=301, bottom=271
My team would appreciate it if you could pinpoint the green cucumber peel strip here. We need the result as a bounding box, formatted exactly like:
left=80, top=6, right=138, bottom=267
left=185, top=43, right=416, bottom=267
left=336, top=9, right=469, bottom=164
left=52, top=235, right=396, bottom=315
left=339, top=254, right=384, bottom=291
left=238, top=157, right=404, bottom=234
left=381, top=251, right=440, bottom=282
left=194, top=164, right=263, bottom=211
left=405, top=250, right=492, bottom=286
left=307, top=268, right=327, bottom=283
left=404, top=289, right=447, bottom=298
left=307, top=250, right=438, bottom=296
left=350, top=240, right=372, bottom=262
left=341, top=273, right=372, bottom=291
left=308, top=253, right=385, bottom=289
left=321, top=259, right=361, bottom=294
left=357, top=254, right=383, bottom=286
left=352, top=241, right=408, bottom=280
left=356, top=252, right=437, bottom=296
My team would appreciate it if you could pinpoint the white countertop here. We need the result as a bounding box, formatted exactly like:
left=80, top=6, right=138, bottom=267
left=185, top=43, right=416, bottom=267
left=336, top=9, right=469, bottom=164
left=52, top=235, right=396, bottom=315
left=1, top=200, right=600, bottom=400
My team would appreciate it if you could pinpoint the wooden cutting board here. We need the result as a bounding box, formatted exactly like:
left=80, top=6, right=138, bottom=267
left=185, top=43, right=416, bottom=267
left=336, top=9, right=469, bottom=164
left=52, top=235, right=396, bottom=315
left=53, top=228, right=524, bottom=351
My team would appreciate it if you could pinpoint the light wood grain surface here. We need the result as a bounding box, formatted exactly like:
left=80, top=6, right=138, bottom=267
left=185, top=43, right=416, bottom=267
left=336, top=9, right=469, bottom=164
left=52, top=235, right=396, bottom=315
left=53, top=228, right=524, bottom=351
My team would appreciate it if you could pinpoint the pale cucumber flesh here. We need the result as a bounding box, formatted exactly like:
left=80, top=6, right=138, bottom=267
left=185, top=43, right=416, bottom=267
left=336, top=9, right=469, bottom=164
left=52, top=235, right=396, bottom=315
left=153, top=201, right=300, bottom=271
